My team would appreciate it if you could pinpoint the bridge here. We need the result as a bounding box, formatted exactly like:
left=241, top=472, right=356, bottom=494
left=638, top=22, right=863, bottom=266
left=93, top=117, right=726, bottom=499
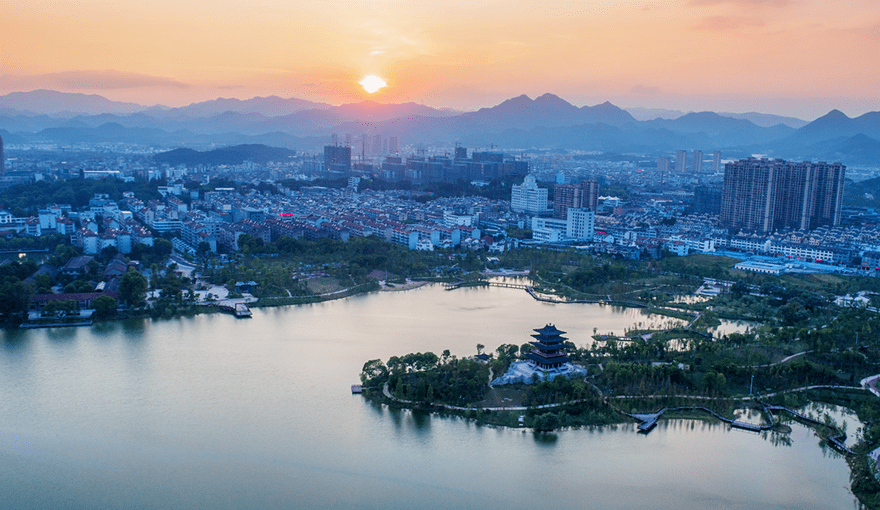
left=763, top=404, right=854, bottom=455
left=444, top=280, right=529, bottom=290
left=622, top=405, right=774, bottom=434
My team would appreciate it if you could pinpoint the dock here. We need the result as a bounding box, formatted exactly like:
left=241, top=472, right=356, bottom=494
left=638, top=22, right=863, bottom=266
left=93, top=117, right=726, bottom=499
left=351, top=385, right=362, bottom=394
left=627, top=409, right=666, bottom=433
left=217, top=301, right=253, bottom=318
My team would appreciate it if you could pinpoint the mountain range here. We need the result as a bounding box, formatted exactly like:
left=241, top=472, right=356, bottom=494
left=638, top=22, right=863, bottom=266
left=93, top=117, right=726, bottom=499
left=0, top=90, right=878, bottom=165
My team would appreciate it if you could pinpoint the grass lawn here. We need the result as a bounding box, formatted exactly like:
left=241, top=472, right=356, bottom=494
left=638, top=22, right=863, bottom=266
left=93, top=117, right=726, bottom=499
left=306, top=276, right=346, bottom=294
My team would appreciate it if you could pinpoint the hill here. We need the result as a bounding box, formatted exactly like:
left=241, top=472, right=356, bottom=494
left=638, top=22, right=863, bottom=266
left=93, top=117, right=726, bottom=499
left=153, top=144, right=296, bottom=166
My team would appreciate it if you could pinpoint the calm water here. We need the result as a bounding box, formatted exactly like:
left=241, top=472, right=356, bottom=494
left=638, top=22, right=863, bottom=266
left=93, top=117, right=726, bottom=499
left=0, top=284, right=861, bottom=509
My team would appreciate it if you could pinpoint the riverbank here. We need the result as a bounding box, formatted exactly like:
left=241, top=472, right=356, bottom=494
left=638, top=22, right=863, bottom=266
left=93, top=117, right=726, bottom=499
left=1, top=277, right=863, bottom=509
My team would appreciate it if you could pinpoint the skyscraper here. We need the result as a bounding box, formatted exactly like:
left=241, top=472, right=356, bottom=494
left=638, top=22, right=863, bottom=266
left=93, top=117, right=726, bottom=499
left=675, top=150, right=687, bottom=173
left=324, top=144, right=352, bottom=177
left=712, top=151, right=722, bottom=173
left=720, top=158, right=845, bottom=233
left=692, top=150, right=703, bottom=173
left=371, top=134, right=383, bottom=155
left=553, top=180, right=599, bottom=219
left=0, top=134, right=4, bottom=175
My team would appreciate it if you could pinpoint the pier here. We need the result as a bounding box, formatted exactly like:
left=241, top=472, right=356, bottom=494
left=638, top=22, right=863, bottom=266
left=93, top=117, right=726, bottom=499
left=217, top=301, right=253, bottom=318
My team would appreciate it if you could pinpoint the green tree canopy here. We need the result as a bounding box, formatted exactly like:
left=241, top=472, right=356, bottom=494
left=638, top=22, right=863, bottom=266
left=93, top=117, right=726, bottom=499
left=119, top=268, right=148, bottom=308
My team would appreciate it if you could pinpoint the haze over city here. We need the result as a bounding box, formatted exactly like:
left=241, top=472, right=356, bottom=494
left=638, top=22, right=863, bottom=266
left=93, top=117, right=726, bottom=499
left=6, top=1, right=880, bottom=509
left=2, top=0, right=879, bottom=118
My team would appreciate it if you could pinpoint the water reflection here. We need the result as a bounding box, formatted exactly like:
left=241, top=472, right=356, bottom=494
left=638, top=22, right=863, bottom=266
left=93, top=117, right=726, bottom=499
left=409, top=410, right=432, bottom=431
left=711, top=319, right=761, bottom=338
left=532, top=432, right=558, bottom=446
left=120, top=319, right=147, bottom=338
left=0, top=283, right=861, bottom=510
left=763, top=430, right=793, bottom=448
left=0, top=328, right=30, bottom=352
left=44, top=327, right=78, bottom=343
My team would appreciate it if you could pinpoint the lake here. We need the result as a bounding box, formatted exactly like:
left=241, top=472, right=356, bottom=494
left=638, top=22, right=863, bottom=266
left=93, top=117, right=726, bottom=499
left=0, top=284, right=862, bottom=509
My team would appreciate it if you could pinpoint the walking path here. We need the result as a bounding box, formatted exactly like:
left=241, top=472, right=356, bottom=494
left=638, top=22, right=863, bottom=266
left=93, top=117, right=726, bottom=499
left=747, top=350, right=812, bottom=369
left=380, top=382, right=866, bottom=413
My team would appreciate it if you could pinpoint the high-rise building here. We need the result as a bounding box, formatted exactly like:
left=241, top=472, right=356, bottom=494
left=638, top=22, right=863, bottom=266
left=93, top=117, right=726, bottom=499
left=0, top=134, right=4, bottom=175
left=454, top=146, right=467, bottom=160
left=712, top=151, right=722, bottom=173
left=675, top=150, right=687, bottom=173
left=657, top=157, right=670, bottom=183
left=693, top=186, right=722, bottom=215
left=720, top=158, right=845, bottom=233
left=511, top=175, right=548, bottom=214
left=323, top=145, right=352, bottom=177
left=553, top=179, right=599, bottom=219
left=692, top=150, right=703, bottom=173
left=388, top=136, right=400, bottom=154
left=371, top=134, right=383, bottom=155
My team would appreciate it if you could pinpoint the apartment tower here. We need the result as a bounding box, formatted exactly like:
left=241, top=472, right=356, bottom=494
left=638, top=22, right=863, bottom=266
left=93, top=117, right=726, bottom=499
left=720, top=158, right=845, bottom=233
left=553, top=180, right=599, bottom=219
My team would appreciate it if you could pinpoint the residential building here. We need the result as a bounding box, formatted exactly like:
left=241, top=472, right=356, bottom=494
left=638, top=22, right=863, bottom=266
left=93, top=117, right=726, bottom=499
left=692, top=150, right=703, bottom=173
left=324, top=145, right=352, bottom=177
left=712, top=151, right=722, bottom=173
left=675, top=150, right=687, bottom=173
left=553, top=180, right=598, bottom=219
left=721, top=158, right=845, bottom=233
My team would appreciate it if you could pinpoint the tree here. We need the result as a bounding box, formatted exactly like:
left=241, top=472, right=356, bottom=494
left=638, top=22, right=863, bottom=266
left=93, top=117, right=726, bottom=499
left=119, top=268, right=148, bottom=308
left=533, top=412, right=560, bottom=432
left=476, top=343, right=485, bottom=355
left=0, top=279, right=33, bottom=319
left=42, top=299, right=78, bottom=319
left=92, top=295, right=118, bottom=319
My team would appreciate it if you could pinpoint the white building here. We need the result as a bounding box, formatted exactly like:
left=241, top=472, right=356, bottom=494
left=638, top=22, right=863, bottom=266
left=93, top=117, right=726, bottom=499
left=566, top=208, right=594, bottom=242
left=511, top=175, right=548, bottom=214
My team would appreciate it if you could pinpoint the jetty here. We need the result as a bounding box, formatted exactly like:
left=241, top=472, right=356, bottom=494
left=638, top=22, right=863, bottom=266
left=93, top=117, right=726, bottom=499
left=217, top=301, right=252, bottom=318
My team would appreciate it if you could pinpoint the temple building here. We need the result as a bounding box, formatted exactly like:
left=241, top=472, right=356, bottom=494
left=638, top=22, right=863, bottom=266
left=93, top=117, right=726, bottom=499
left=526, top=324, right=571, bottom=369
left=491, top=324, right=587, bottom=385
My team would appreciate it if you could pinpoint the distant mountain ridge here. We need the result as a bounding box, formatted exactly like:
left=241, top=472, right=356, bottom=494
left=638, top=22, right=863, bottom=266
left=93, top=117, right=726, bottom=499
left=0, top=89, right=149, bottom=116
left=0, top=89, right=878, bottom=165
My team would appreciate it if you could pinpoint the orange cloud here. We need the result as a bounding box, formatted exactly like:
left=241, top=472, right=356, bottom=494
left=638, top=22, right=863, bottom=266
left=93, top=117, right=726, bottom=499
left=0, top=70, right=189, bottom=90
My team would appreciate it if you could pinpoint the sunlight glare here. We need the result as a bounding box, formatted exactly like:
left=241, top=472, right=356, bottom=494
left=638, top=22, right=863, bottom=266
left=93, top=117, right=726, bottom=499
left=359, top=75, right=387, bottom=94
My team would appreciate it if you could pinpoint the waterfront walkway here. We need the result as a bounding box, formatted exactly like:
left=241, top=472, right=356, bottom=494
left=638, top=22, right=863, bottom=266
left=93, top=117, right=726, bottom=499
left=378, top=382, right=866, bottom=421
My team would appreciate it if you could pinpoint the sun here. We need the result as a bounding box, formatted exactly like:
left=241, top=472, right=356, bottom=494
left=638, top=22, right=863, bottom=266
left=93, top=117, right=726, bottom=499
left=359, top=75, right=387, bottom=94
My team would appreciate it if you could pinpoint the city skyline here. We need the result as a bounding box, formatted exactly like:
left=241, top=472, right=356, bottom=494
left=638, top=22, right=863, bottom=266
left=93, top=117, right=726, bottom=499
left=1, top=0, right=878, bottom=118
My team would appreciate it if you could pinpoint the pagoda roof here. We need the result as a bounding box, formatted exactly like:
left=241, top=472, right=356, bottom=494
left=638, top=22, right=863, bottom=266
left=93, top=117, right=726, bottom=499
left=529, top=341, right=568, bottom=351
left=530, top=333, right=568, bottom=343
left=533, top=324, right=566, bottom=336
left=527, top=352, right=570, bottom=365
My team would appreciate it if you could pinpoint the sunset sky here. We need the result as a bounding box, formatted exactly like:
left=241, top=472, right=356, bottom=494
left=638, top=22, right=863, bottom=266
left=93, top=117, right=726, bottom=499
left=1, top=0, right=878, bottom=118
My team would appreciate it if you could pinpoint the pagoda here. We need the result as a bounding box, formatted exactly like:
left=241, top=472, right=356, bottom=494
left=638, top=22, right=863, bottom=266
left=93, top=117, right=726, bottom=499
left=526, top=324, right=571, bottom=369
left=490, top=323, right=586, bottom=386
